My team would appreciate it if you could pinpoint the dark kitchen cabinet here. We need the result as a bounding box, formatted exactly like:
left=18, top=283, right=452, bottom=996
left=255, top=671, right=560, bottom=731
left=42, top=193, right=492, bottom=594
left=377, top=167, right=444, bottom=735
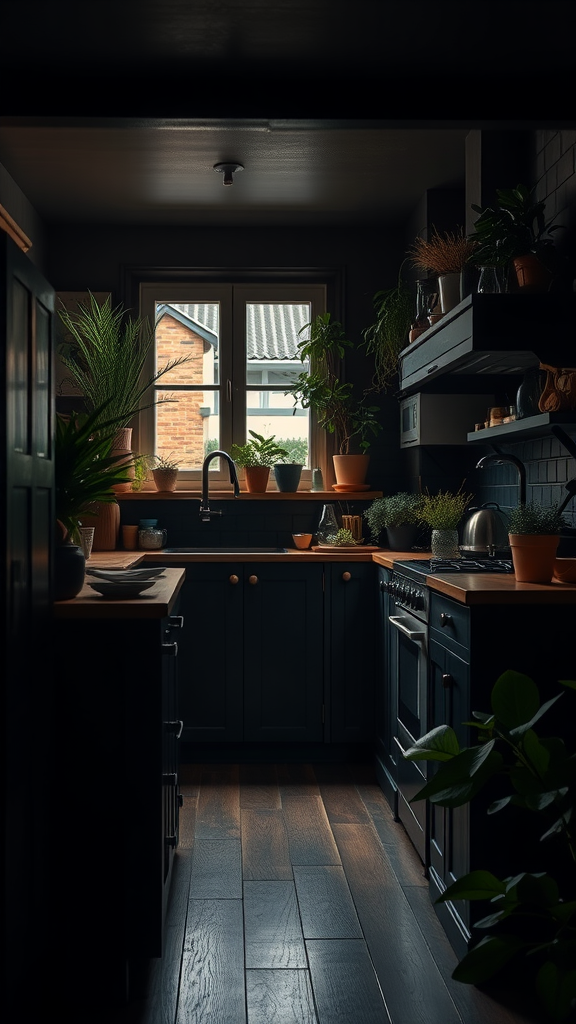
left=176, top=561, right=324, bottom=744
left=374, top=565, right=398, bottom=809
left=428, top=591, right=576, bottom=959
left=51, top=609, right=183, bottom=1005
left=325, top=561, right=377, bottom=743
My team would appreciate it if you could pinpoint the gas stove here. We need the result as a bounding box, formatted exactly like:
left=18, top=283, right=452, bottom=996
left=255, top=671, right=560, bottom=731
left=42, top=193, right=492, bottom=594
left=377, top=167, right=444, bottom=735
left=393, top=557, right=513, bottom=582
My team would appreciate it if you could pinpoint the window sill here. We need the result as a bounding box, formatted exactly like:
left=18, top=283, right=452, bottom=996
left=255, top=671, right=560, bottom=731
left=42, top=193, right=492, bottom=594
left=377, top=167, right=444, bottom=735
left=117, top=490, right=383, bottom=501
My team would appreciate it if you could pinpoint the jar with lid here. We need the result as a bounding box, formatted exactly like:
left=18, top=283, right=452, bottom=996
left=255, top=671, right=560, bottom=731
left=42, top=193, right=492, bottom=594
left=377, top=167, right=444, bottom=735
left=138, top=527, right=167, bottom=550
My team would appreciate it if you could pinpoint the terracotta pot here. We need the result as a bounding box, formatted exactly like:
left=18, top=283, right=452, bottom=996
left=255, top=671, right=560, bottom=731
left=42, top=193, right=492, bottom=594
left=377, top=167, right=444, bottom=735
left=508, top=533, right=559, bottom=583
left=152, top=467, right=178, bottom=492
left=244, top=466, right=270, bottom=493
left=332, top=454, right=370, bottom=489
left=110, top=426, right=134, bottom=494
left=81, top=501, right=121, bottom=550
left=512, top=254, right=552, bottom=294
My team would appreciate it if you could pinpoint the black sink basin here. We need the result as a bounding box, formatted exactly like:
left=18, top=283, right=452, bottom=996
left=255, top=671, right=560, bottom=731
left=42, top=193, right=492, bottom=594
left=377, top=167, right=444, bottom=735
left=163, top=546, right=288, bottom=553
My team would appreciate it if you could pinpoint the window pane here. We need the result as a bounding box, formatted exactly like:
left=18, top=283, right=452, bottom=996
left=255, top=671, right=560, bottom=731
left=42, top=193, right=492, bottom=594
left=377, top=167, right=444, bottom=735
left=246, top=391, right=309, bottom=468
left=155, top=302, right=220, bottom=385
left=156, top=389, right=219, bottom=470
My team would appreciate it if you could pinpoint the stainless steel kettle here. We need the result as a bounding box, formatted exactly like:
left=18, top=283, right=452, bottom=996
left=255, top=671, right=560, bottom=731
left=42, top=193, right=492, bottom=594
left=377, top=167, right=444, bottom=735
left=460, top=502, right=510, bottom=556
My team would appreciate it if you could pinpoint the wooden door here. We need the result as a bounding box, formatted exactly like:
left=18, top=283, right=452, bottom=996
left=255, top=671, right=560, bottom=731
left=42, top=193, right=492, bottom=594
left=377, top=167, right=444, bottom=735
left=1, top=235, right=55, bottom=1012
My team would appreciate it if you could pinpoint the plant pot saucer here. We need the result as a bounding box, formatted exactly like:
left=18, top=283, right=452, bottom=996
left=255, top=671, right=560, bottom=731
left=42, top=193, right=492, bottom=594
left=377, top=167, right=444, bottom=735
left=332, top=483, right=371, bottom=492
left=312, top=544, right=380, bottom=552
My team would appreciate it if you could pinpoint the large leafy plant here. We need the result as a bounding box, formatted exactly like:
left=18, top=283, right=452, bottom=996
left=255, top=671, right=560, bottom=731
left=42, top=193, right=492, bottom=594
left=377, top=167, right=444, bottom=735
left=364, top=492, right=423, bottom=543
left=467, top=184, right=562, bottom=269
left=286, top=312, right=382, bottom=455
left=404, top=670, right=576, bottom=1022
left=230, top=431, right=289, bottom=468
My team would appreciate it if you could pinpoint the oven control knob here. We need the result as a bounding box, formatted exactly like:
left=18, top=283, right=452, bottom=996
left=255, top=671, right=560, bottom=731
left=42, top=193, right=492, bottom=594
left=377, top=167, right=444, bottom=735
left=413, top=591, right=424, bottom=610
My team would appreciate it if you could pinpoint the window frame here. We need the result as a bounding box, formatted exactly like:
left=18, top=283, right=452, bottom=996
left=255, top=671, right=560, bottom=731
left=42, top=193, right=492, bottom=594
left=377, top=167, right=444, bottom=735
left=138, top=279, right=329, bottom=489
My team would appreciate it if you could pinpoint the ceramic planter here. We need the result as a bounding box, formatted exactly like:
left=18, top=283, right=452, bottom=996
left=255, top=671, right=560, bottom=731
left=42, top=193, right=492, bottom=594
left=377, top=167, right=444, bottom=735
left=244, top=466, right=270, bottom=493
left=437, top=272, right=462, bottom=314
left=332, top=454, right=370, bottom=491
left=386, top=524, right=418, bottom=552
left=111, top=426, right=135, bottom=494
left=513, top=254, right=552, bottom=294
left=152, top=467, right=179, bottom=492
left=273, top=463, right=303, bottom=492
left=509, top=533, right=559, bottom=583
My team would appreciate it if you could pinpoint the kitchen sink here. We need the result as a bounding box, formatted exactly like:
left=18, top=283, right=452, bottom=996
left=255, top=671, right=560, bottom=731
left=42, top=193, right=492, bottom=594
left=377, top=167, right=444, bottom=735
left=163, top=546, right=288, bottom=553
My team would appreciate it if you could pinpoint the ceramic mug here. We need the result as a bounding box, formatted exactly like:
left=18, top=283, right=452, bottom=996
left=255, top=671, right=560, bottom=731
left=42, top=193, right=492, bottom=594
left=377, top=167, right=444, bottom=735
left=122, top=524, right=139, bottom=550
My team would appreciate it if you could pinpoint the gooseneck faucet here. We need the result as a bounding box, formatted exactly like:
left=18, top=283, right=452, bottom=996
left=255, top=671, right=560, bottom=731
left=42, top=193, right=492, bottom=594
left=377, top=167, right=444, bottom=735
left=475, top=450, right=527, bottom=505
left=200, top=450, right=240, bottom=521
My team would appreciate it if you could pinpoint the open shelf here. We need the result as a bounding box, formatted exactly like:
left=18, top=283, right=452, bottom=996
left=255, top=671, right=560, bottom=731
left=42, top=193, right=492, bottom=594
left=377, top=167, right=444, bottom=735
left=467, top=412, right=576, bottom=444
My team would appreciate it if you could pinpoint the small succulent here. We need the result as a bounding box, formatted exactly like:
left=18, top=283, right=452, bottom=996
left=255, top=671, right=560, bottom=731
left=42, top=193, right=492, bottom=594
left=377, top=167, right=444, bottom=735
left=508, top=501, right=568, bottom=535
left=332, top=527, right=358, bottom=546
left=153, top=452, right=182, bottom=471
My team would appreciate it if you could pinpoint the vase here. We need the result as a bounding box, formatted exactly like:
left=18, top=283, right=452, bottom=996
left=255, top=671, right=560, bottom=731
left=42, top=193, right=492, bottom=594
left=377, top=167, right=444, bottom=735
left=431, top=528, right=461, bottom=559
left=54, top=541, right=86, bottom=601
left=476, top=265, right=507, bottom=294
left=81, top=501, right=121, bottom=550
left=437, top=272, right=462, bottom=315
left=273, top=463, right=303, bottom=492
left=509, top=533, right=559, bottom=583
left=332, top=454, right=370, bottom=490
left=244, top=466, right=270, bottom=493
left=316, top=504, right=340, bottom=545
left=516, top=366, right=545, bottom=419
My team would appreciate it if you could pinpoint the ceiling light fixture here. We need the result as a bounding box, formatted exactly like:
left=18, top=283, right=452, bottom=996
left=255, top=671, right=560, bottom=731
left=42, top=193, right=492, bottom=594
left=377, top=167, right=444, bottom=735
left=213, top=162, right=244, bottom=186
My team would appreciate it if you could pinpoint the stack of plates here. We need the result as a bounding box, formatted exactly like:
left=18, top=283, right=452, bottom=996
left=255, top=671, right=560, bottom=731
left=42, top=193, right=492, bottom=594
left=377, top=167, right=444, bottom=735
left=86, top=566, right=166, bottom=599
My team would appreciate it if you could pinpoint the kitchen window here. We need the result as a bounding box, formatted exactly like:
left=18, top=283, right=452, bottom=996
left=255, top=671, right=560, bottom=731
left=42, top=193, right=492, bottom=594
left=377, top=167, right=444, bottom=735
left=138, top=282, right=327, bottom=488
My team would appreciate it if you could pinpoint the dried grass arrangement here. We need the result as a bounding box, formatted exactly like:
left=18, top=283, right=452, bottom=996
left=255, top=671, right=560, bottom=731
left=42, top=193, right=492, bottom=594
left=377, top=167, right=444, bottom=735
left=409, top=228, right=477, bottom=276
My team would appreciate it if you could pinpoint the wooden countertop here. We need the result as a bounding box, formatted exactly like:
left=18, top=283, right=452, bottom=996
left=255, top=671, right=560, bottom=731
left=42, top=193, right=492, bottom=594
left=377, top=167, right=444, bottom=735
left=53, top=567, right=186, bottom=619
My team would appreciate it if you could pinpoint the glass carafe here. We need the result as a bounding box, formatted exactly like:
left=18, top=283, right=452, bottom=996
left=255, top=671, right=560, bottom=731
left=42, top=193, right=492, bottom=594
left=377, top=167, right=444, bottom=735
left=316, top=504, right=339, bottom=546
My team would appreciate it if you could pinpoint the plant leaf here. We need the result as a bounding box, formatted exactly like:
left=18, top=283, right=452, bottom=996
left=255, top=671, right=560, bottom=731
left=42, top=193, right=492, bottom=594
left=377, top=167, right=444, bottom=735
left=509, top=693, right=563, bottom=739
left=491, top=669, right=540, bottom=728
left=437, top=870, right=507, bottom=903
left=452, top=935, right=528, bottom=984
left=403, top=725, right=460, bottom=762
left=411, top=748, right=502, bottom=807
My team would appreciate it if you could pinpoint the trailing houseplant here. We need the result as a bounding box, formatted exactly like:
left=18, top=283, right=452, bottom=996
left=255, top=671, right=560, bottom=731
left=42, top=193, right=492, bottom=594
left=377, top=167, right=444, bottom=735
left=403, top=669, right=576, bottom=1023
left=361, top=264, right=414, bottom=393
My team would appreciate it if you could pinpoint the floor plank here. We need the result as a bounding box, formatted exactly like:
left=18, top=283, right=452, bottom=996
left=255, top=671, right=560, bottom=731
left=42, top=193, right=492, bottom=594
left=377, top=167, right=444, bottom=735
left=312, top=763, right=374, bottom=824
left=178, top=899, right=245, bottom=1024
left=246, top=969, right=317, bottom=1024
left=306, top=938, right=392, bottom=1024
left=194, top=764, right=241, bottom=839
left=293, top=865, right=363, bottom=939
left=240, top=763, right=282, bottom=809
left=281, top=793, right=342, bottom=865
left=241, top=807, right=293, bottom=880
left=244, top=880, right=307, bottom=968
left=332, top=822, right=462, bottom=1024
left=276, top=762, right=321, bottom=796
left=188, top=838, right=242, bottom=898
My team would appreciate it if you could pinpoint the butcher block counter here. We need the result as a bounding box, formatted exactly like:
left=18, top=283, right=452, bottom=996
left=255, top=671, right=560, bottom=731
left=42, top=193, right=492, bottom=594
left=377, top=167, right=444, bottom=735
left=53, top=564, right=186, bottom=619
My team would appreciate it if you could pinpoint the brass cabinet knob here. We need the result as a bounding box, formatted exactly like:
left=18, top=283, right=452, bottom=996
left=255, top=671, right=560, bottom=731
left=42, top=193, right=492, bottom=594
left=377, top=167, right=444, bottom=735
left=229, top=574, right=239, bottom=585
left=342, top=571, right=352, bottom=582
left=248, top=575, right=258, bottom=585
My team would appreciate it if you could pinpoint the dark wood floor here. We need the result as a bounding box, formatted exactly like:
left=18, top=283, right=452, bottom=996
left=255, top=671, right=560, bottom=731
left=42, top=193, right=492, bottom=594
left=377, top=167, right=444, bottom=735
left=84, top=759, right=539, bottom=1024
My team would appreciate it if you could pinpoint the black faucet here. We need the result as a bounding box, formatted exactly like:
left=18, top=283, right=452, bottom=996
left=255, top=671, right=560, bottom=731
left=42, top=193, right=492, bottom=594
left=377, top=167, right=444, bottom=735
left=199, top=450, right=240, bottom=521
left=475, top=450, right=527, bottom=505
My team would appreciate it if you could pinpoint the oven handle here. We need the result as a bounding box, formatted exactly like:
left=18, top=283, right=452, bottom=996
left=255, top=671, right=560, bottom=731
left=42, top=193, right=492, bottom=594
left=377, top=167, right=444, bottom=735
left=389, top=615, right=426, bottom=644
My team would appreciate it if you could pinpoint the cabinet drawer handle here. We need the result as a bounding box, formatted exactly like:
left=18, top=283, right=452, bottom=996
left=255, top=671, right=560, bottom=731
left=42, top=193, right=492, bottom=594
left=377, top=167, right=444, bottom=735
left=439, top=613, right=452, bottom=627
left=442, top=673, right=454, bottom=689
left=342, top=571, right=352, bottom=582
left=162, top=641, right=178, bottom=656
left=427, top=363, right=439, bottom=374
left=169, top=615, right=184, bottom=629
left=165, top=719, right=184, bottom=738
left=248, top=575, right=258, bottom=585
left=229, top=574, right=239, bottom=584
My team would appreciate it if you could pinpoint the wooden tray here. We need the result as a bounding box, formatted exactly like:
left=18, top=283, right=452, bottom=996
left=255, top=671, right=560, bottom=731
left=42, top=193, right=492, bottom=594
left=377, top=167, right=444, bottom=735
left=312, top=545, right=380, bottom=552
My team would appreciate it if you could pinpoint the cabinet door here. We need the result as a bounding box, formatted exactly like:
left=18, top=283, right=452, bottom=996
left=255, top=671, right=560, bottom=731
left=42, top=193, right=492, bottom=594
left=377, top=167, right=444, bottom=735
left=374, top=567, right=397, bottom=812
left=176, top=562, right=244, bottom=743
left=428, top=637, right=470, bottom=952
left=243, top=562, right=324, bottom=742
left=326, top=562, right=376, bottom=743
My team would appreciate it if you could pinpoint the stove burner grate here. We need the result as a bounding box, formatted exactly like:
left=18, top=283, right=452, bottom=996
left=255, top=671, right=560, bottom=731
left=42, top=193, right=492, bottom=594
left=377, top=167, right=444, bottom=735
left=428, top=558, right=514, bottom=573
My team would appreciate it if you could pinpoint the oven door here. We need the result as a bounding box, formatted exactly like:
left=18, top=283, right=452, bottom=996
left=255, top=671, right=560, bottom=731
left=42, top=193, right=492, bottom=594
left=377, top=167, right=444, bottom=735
left=388, top=603, right=428, bottom=864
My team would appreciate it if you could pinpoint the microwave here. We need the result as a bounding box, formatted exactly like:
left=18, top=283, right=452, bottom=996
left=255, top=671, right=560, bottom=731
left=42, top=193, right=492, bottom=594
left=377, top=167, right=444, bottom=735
left=399, top=393, right=494, bottom=447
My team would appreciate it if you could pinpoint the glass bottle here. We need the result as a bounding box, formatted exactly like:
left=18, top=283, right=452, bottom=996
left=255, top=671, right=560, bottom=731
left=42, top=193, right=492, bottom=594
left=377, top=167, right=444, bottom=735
left=316, top=504, right=339, bottom=545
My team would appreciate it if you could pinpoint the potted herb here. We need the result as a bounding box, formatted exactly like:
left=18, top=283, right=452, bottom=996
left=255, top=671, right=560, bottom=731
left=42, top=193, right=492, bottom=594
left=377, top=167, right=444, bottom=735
left=151, top=452, right=181, bottom=492
left=230, top=431, right=289, bottom=492
left=420, top=487, right=474, bottom=559
left=364, top=492, right=424, bottom=550
left=507, top=500, right=568, bottom=582
left=467, top=184, right=563, bottom=293
left=408, top=227, right=477, bottom=314
left=404, top=668, right=576, bottom=1024
left=286, top=312, right=381, bottom=488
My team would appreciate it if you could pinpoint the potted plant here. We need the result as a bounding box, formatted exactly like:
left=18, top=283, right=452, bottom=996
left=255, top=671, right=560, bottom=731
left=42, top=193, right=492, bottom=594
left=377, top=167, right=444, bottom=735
left=131, top=453, right=153, bottom=491
left=54, top=400, right=137, bottom=599
left=151, top=452, right=181, bottom=492
left=57, top=292, right=192, bottom=490
left=361, top=264, right=414, bottom=392
left=230, top=431, right=289, bottom=492
left=364, top=491, right=424, bottom=551
left=507, top=500, right=568, bottom=583
left=408, top=227, right=477, bottom=314
left=419, top=487, right=474, bottom=559
left=273, top=455, right=304, bottom=493
left=286, top=312, right=382, bottom=489
left=467, top=184, right=564, bottom=293
left=403, top=668, right=576, bottom=1023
